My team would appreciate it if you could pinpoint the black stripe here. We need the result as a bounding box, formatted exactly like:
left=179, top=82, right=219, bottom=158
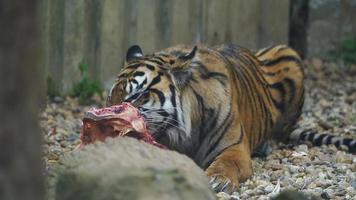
left=262, top=70, right=281, bottom=76
left=190, top=88, right=218, bottom=144
left=149, top=88, right=165, bottom=106
left=343, top=138, right=352, bottom=146
left=261, top=67, right=289, bottom=76
left=154, top=56, right=166, bottom=63
left=284, top=78, right=296, bottom=104
left=126, top=63, right=141, bottom=69
left=205, top=109, right=232, bottom=157
left=258, top=103, right=269, bottom=144
left=147, top=59, right=163, bottom=66
left=124, top=92, right=140, bottom=102
left=307, top=131, right=316, bottom=141
left=167, top=85, right=179, bottom=131
left=191, top=89, right=206, bottom=142
left=255, top=46, right=275, bottom=57
left=349, top=141, right=356, bottom=153
left=262, top=55, right=301, bottom=67
left=147, top=75, right=161, bottom=88
left=299, top=130, right=308, bottom=141
left=314, top=134, right=327, bottom=146
left=136, top=78, right=147, bottom=90
left=191, top=61, right=227, bottom=86
left=169, top=84, right=176, bottom=107
left=129, top=83, right=133, bottom=93
left=133, top=71, right=145, bottom=77
left=131, top=79, right=138, bottom=85
left=325, top=135, right=333, bottom=144
left=146, top=64, right=155, bottom=70
left=204, top=125, right=243, bottom=168
left=269, top=81, right=286, bottom=112
left=218, top=127, right=244, bottom=153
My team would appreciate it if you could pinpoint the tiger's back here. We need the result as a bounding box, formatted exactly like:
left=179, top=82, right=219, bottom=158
left=255, top=45, right=305, bottom=142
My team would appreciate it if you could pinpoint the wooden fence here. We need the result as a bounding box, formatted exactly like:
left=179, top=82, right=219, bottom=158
left=41, top=0, right=290, bottom=92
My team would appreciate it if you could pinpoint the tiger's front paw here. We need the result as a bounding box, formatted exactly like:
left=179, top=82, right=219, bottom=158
left=209, top=174, right=239, bottom=194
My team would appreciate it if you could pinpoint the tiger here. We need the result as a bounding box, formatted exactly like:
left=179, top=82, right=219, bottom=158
left=107, top=44, right=356, bottom=193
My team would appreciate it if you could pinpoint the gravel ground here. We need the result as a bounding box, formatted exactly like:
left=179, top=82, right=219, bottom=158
left=40, top=58, right=356, bottom=200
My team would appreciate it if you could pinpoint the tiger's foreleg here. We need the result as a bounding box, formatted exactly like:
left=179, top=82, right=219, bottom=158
left=206, top=142, right=252, bottom=194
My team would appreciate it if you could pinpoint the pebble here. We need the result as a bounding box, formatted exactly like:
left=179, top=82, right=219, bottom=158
left=264, top=185, right=274, bottom=193
left=216, top=192, right=230, bottom=200
left=320, top=191, right=331, bottom=199
left=47, top=153, right=59, bottom=160
left=53, top=96, right=64, bottom=103
left=230, top=192, right=240, bottom=200
left=351, top=179, right=356, bottom=189
left=288, top=165, right=299, bottom=174
left=295, top=144, right=309, bottom=153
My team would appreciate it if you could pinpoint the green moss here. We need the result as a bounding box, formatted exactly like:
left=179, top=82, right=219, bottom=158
left=69, top=59, right=103, bottom=105
left=339, top=37, right=356, bottom=64
left=330, top=37, right=356, bottom=65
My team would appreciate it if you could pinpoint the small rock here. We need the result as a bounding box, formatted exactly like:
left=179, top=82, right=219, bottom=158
left=66, top=133, right=79, bottom=142
left=230, top=192, right=240, bottom=200
left=264, top=185, right=275, bottom=193
left=346, top=186, right=354, bottom=194
left=288, top=165, right=299, bottom=174
left=47, top=153, right=59, bottom=161
left=55, top=134, right=64, bottom=141
left=320, top=191, right=331, bottom=199
left=351, top=179, right=356, bottom=189
left=53, top=96, right=64, bottom=103
left=335, top=151, right=353, bottom=164
left=60, top=141, right=68, bottom=148
left=295, top=144, right=308, bottom=153
left=216, top=192, right=231, bottom=200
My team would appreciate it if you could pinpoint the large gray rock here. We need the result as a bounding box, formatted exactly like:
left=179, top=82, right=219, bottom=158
left=54, top=137, right=216, bottom=200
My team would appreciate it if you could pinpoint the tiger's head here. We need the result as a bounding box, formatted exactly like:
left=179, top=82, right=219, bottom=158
left=107, top=45, right=198, bottom=150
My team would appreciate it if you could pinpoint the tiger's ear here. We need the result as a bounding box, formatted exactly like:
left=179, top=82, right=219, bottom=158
left=126, top=45, right=143, bottom=62
left=169, top=46, right=197, bottom=87
left=177, top=46, right=197, bottom=61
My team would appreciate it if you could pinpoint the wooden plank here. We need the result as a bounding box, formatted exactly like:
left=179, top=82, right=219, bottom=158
left=258, top=0, right=290, bottom=47
left=97, top=0, right=126, bottom=88
left=202, top=0, right=230, bottom=45
left=171, top=0, right=202, bottom=45
left=85, top=0, right=103, bottom=81
left=228, top=0, right=259, bottom=49
left=155, top=0, right=173, bottom=49
left=123, top=0, right=138, bottom=52
left=135, top=0, right=158, bottom=54
left=46, top=0, right=65, bottom=91
left=62, top=0, right=88, bottom=92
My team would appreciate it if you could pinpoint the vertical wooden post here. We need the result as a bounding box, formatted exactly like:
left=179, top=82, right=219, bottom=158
left=0, top=0, right=45, bottom=200
left=289, top=0, right=308, bottom=58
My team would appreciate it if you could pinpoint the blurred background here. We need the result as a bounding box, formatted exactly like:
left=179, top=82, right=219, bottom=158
left=41, top=0, right=356, bottom=93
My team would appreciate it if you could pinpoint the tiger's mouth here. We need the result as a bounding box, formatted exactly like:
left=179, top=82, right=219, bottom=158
left=78, top=103, right=166, bottom=149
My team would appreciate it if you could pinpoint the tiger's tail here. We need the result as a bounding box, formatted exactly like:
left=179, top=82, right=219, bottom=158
left=288, top=128, right=356, bottom=153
